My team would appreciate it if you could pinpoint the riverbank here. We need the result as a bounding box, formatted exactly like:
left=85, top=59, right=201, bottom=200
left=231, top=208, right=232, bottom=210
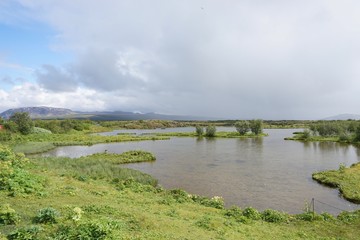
left=312, top=163, right=360, bottom=204
left=1, top=145, right=360, bottom=239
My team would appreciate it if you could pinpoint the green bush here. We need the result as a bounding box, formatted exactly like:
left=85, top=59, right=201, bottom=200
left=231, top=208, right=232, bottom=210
left=295, top=212, right=323, bottom=222
left=0, top=204, right=19, bottom=225
left=234, top=121, right=250, bottom=135
left=0, top=131, right=12, bottom=141
left=205, top=125, right=216, bottom=137
left=249, top=119, right=263, bottom=135
left=7, top=226, right=42, bottom=240
left=195, top=126, right=204, bottom=136
left=242, top=207, right=261, bottom=220
left=53, top=221, right=114, bottom=240
left=191, top=195, right=224, bottom=209
left=337, top=211, right=359, bottom=223
left=224, top=206, right=242, bottom=219
left=168, top=189, right=191, bottom=203
left=321, top=212, right=335, bottom=221
left=261, top=209, right=287, bottom=223
left=34, top=207, right=60, bottom=224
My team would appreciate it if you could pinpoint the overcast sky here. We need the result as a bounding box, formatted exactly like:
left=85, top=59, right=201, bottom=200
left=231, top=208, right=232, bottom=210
left=1, top=0, right=360, bottom=119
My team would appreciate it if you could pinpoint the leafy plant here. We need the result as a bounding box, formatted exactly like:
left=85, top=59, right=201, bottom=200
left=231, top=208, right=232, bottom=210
left=242, top=207, right=261, bottom=220
left=261, top=209, right=287, bottom=223
left=234, top=121, right=250, bottom=135
left=34, top=207, right=60, bottom=224
left=249, top=119, right=263, bottom=135
left=0, top=204, right=19, bottom=225
left=53, top=221, right=114, bottom=240
left=205, top=125, right=216, bottom=137
left=7, top=226, right=42, bottom=240
left=195, top=125, right=204, bottom=136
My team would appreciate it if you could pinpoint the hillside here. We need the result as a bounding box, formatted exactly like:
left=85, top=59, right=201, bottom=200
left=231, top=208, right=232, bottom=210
left=0, top=106, right=211, bottom=121
left=0, top=106, right=75, bottom=119
left=322, top=114, right=360, bottom=120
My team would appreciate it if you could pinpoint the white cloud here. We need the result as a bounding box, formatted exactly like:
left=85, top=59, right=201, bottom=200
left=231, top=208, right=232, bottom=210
left=1, top=0, right=360, bottom=118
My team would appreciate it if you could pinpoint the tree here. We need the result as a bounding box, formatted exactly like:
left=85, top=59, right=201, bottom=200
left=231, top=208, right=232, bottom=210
left=234, top=121, right=250, bottom=135
left=249, top=119, right=263, bottom=135
left=205, top=125, right=216, bottom=137
left=195, top=125, right=204, bottom=136
left=9, top=112, right=34, bottom=135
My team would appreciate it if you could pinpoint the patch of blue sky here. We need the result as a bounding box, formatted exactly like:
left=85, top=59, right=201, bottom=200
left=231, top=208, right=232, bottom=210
left=0, top=21, right=72, bottom=68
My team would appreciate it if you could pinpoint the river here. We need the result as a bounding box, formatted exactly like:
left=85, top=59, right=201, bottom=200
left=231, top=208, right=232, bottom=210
left=40, top=128, right=360, bottom=214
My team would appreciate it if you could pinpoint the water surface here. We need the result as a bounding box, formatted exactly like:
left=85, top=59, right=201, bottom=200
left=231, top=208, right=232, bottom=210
left=41, top=128, right=360, bottom=214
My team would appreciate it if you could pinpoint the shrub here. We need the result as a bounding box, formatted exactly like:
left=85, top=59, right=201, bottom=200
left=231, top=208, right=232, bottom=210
left=261, top=209, right=287, bottom=223
left=0, top=204, right=19, bottom=225
left=302, top=130, right=311, bottom=140
left=337, top=211, right=359, bottom=223
left=9, top=112, right=34, bottom=135
left=242, top=207, right=261, bottom=220
left=249, top=119, right=263, bottom=135
left=205, top=125, right=216, bottom=137
left=191, top=195, right=224, bottom=209
left=7, top=226, right=42, bottom=240
left=224, top=206, right=242, bottom=219
left=34, top=207, right=60, bottom=224
left=321, top=212, right=335, bottom=221
left=0, top=131, right=12, bottom=141
left=195, top=126, right=204, bottom=136
left=54, top=221, right=113, bottom=240
left=295, top=212, right=323, bottom=222
left=168, top=189, right=191, bottom=203
left=234, top=121, right=250, bottom=135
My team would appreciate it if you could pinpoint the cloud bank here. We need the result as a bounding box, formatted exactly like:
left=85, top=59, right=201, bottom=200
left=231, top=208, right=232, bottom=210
left=1, top=0, right=360, bottom=119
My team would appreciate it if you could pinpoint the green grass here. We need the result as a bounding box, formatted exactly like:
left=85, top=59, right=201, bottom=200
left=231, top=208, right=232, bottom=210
left=312, top=163, right=360, bottom=203
left=5, top=132, right=170, bottom=154
left=12, top=142, right=56, bottom=155
left=30, top=151, right=158, bottom=186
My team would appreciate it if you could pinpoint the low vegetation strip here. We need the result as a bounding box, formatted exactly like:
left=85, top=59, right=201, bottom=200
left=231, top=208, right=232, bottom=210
left=312, top=163, right=360, bottom=203
left=79, top=150, right=156, bottom=164
left=155, top=131, right=267, bottom=138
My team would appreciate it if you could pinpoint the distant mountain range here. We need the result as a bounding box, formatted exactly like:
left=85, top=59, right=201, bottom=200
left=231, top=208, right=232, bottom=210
left=321, top=114, right=360, bottom=120
left=0, top=106, right=211, bottom=121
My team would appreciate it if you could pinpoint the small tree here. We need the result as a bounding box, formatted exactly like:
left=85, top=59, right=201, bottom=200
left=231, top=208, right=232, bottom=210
left=249, top=119, right=263, bottom=135
left=234, top=121, right=250, bottom=135
left=9, top=112, right=34, bottom=135
left=195, top=125, right=204, bottom=136
left=205, top=125, right=216, bottom=137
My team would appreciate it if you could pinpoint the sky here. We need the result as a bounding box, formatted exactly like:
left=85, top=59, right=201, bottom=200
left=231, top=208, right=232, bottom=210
left=0, top=0, right=360, bottom=119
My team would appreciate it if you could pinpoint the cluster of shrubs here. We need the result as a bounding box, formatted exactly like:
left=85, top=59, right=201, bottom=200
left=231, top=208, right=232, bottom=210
left=223, top=206, right=360, bottom=224
left=308, top=121, right=360, bottom=142
left=2, top=206, right=117, bottom=240
left=195, top=125, right=216, bottom=137
left=234, top=119, right=263, bottom=135
left=0, top=145, right=44, bottom=196
left=33, top=119, right=91, bottom=134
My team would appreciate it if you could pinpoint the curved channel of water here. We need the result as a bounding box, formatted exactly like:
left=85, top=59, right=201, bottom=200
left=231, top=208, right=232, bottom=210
left=41, top=128, right=360, bottom=214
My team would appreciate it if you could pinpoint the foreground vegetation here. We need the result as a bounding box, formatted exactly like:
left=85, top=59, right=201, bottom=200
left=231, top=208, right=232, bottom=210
left=1, top=145, right=360, bottom=239
left=313, top=163, right=360, bottom=204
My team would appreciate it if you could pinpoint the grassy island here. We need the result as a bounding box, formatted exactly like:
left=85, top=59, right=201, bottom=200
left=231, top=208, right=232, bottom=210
left=312, top=163, right=360, bottom=204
